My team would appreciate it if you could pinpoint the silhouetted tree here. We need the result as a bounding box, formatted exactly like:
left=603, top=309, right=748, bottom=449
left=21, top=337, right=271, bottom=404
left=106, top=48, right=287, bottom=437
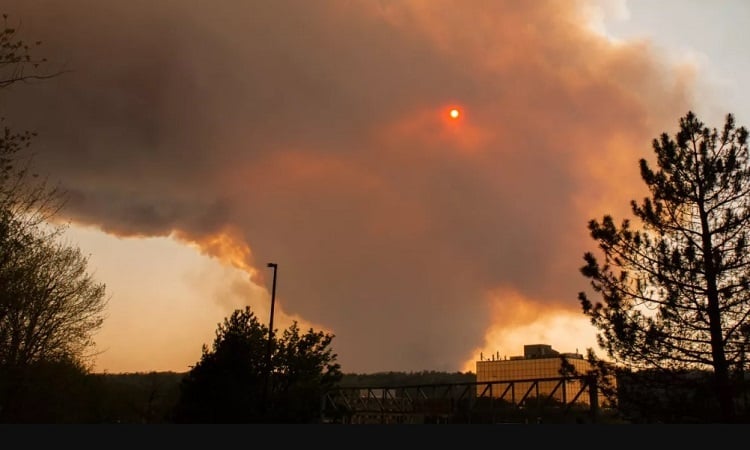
left=1, top=12, right=63, bottom=232
left=0, top=12, right=107, bottom=421
left=173, top=307, right=268, bottom=423
left=0, top=227, right=107, bottom=368
left=0, top=12, right=105, bottom=367
left=1, top=13, right=64, bottom=88
left=579, top=111, right=750, bottom=422
left=270, top=321, right=342, bottom=422
left=173, top=306, right=342, bottom=423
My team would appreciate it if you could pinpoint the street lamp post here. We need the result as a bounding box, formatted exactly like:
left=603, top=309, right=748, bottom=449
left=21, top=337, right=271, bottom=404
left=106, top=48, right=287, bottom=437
left=266, top=262, right=278, bottom=352
left=261, top=262, right=277, bottom=417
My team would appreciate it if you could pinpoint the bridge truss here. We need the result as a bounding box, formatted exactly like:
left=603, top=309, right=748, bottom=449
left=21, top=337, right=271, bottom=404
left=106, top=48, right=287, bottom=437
left=321, top=375, right=603, bottom=424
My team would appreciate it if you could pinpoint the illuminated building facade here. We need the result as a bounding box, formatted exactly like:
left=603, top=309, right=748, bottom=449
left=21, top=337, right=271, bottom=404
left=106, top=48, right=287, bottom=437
left=475, top=344, right=595, bottom=405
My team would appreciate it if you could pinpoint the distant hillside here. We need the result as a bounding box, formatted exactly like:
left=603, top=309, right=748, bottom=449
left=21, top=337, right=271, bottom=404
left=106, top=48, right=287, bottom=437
left=94, top=369, right=476, bottom=389
left=338, top=370, right=476, bottom=388
left=90, top=371, right=185, bottom=423
left=71, top=370, right=475, bottom=422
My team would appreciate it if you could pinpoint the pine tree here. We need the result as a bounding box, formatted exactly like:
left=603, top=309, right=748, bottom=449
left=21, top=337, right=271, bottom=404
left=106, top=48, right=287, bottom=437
left=579, top=111, right=750, bottom=422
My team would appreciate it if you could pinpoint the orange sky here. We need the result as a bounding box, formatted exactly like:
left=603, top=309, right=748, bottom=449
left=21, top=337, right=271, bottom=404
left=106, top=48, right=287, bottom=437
left=1, top=0, right=743, bottom=374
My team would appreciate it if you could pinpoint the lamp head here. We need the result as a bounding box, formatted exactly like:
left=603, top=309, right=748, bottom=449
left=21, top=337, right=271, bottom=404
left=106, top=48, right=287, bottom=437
left=267, top=262, right=277, bottom=268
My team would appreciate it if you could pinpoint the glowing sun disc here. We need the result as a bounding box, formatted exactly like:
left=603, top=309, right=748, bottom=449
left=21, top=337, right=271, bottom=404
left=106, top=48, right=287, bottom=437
left=449, top=108, right=460, bottom=119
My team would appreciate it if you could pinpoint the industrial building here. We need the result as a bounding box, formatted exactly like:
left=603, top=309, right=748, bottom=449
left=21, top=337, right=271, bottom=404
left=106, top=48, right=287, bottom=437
left=475, top=344, right=596, bottom=406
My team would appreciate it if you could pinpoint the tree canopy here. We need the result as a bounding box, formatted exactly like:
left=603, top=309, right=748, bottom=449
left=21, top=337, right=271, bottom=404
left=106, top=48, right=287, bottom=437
left=579, top=111, right=750, bottom=422
left=173, top=306, right=342, bottom=423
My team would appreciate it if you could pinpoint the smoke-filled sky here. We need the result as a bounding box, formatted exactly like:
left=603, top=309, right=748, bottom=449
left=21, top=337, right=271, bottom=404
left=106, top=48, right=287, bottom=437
left=1, top=0, right=747, bottom=374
